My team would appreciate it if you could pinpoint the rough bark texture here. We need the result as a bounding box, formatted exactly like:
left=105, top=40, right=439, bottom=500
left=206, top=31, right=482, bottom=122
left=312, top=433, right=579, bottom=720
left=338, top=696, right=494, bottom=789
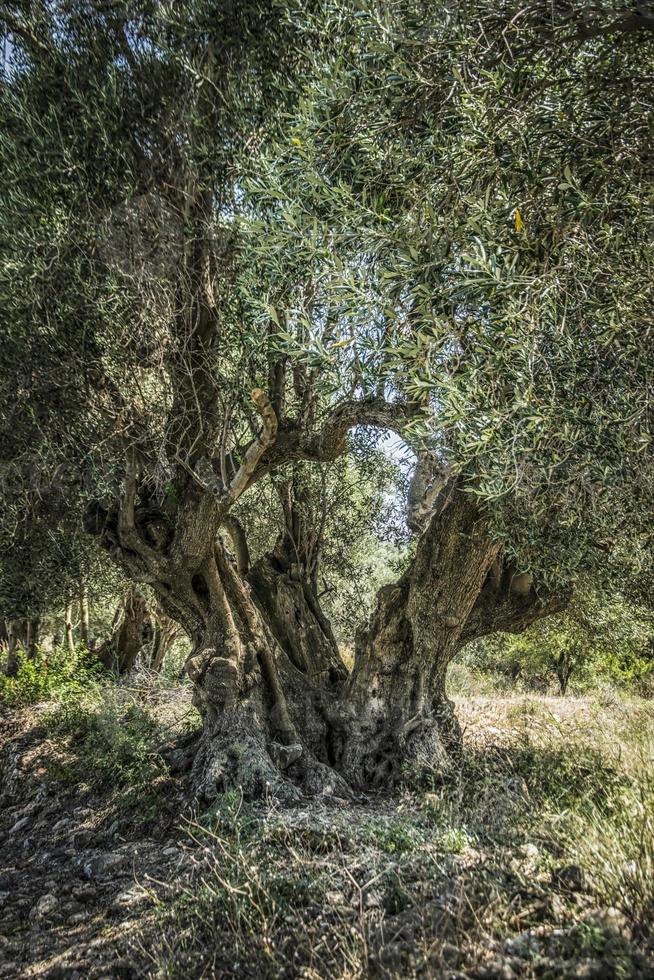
left=88, top=466, right=568, bottom=798
left=335, top=490, right=501, bottom=786
left=97, top=588, right=150, bottom=674
left=186, top=542, right=351, bottom=801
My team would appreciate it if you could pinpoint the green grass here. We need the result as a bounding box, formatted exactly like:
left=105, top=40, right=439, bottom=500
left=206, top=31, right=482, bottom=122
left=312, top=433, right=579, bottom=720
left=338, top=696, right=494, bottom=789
left=37, top=676, right=200, bottom=821
left=4, top=660, right=652, bottom=978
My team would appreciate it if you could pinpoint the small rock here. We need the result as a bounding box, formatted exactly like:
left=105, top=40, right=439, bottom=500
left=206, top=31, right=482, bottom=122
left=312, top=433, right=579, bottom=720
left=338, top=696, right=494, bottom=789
left=519, top=842, right=539, bottom=862
left=72, top=830, right=93, bottom=849
left=52, top=818, right=70, bottom=833
left=325, top=890, right=346, bottom=906
left=75, top=851, right=128, bottom=879
left=162, top=846, right=179, bottom=857
left=113, top=886, right=149, bottom=910
left=9, top=816, right=30, bottom=833
left=30, top=893, right=59, bottom=920
left=68, top=911, right=90, bottom=925
left=72, top=884, right=97, bottom=902
left=504, top=932, right=538, bottom=958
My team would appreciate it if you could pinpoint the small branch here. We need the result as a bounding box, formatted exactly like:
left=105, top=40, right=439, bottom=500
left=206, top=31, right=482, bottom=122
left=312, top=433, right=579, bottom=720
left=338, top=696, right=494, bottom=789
left=1, top=11, right=51, bottom=58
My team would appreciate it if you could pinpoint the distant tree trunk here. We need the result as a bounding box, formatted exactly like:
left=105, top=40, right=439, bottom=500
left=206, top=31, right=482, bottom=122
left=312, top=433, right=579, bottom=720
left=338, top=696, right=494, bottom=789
left=97, top=587, right=149, bottom=673
left=3, top=618, right=40, bottom=676
left=149, top=609, right=181, bottom=672
left=63, top=603, right=75, bottom=655
left=79, top=580, right=90, bottom=648
left=555, top=649, right=573, bottom=695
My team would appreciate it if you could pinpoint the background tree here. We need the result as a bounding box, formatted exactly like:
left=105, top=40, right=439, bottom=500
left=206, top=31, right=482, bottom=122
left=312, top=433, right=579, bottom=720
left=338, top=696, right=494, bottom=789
left=466, top=583, right=654, bottom=695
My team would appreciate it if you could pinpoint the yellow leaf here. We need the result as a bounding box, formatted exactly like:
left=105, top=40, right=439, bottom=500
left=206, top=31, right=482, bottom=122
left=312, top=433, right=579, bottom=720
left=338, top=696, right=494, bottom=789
left=331, top=337, right=354, bottom=349
left=514, top=208, right=524, bottom=233
left=291, top=137, right=302, bottom=147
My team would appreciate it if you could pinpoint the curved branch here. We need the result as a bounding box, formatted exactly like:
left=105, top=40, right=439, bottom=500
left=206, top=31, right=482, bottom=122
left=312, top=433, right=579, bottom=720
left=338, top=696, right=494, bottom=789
left=459, top=572, right=571, bottom=650
left=249, top=396, right=418, bottom=485
left=225, top=388, right=278, bottom=504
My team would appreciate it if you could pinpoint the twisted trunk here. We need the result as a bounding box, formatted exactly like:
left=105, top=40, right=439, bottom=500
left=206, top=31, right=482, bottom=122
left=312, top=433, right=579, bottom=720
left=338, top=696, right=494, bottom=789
left=88, top=475, right=567, bottom=797
left=183, top=542, right=349, bottom=801
left=336, top=491, right=500, bottom=786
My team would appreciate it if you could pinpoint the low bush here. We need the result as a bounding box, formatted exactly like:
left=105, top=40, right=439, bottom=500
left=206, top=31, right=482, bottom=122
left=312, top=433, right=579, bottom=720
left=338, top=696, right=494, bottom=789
left=0, top=644, right=101, bottom=706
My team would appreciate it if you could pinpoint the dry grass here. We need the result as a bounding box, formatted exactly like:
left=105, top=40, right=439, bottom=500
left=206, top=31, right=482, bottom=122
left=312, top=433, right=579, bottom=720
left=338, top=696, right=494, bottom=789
left=140, top=693, right=654, bottom=979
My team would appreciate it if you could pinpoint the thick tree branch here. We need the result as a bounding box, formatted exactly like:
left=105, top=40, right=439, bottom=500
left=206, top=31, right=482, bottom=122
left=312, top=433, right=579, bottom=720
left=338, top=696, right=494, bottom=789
left=459, top=571, right=571, bottom=649
left=248, top=396, right=418, bottom=486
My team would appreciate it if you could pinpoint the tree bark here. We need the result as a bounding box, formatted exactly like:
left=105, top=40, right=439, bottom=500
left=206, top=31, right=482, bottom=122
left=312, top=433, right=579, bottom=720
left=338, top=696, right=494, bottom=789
left=97, top=587, right=150, bottom=673
left=335, top=490, right=501, bottom=787
left=149, top=610, right=181, bottom=672
left=556, top=649, right=573, bottom=695
left=87, top=464, right=568, bottom=797
left=185, top=538, right=352, bottom=801
left=63, top=602, right=75, bottom=655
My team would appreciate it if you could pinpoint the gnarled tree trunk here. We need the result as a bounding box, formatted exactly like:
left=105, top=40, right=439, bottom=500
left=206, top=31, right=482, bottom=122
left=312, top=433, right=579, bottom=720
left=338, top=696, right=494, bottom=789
left=186, top=537, right=351, bottom=801
left=335, top=490, right=500, bottom=786
left=88, top=455, right=567, bottom=798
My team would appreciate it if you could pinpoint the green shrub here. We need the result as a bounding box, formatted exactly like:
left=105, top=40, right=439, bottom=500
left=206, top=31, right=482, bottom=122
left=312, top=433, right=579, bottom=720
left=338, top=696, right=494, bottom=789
left=460, top=586, right=653, bottom=696
left=42, top=687, right=169, bottom=814
left=0, top=644, right=100, bottom=706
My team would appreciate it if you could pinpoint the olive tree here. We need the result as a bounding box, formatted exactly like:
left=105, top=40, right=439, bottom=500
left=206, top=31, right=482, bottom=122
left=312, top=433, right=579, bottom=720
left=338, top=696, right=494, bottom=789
left=1, top=1, right=652, bottom=796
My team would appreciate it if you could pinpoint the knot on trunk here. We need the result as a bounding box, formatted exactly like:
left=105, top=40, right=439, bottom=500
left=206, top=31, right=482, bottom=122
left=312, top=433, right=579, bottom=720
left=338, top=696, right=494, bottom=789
left=201, top=656, right=240, bottom=710
left=269, top=741, right=303, bottom=770
left=187, top=650, right=240, bottom=710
